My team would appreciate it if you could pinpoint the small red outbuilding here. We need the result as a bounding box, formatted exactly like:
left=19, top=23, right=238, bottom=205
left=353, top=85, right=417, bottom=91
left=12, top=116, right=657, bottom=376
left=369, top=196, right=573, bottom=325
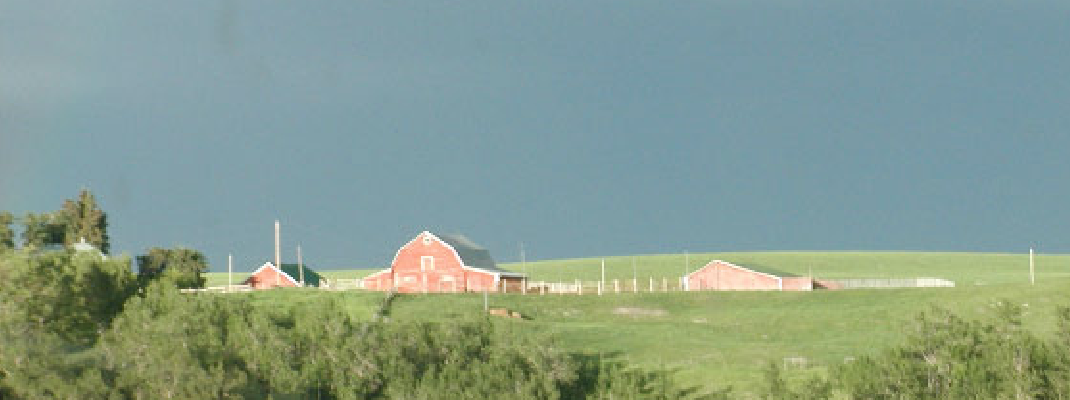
left=243, top=262, right=323, bottom=289
left=685, top=260, right=814, bottom=291
left=363, top=231, right=526, bottom=293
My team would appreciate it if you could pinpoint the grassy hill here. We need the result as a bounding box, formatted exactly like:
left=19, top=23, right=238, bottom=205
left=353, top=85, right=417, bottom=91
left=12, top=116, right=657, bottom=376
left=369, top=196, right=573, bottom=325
left=201, top=252, right=1070, bottom=395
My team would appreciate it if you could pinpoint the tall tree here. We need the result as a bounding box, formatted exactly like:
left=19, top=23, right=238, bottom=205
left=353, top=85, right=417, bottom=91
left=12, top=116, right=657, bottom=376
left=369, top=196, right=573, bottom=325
left=136, top=247, right=209, bottom=289
left=0, top=212, right=14, bottom=250
left=21, top=212, right=67, bottom=250
left=59, top=189, right=109, bottom=254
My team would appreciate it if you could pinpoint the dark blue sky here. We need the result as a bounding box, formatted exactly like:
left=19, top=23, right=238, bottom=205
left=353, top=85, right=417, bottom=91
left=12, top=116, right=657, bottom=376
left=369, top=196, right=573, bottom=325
left=3, top=1, right=1069, bottom=271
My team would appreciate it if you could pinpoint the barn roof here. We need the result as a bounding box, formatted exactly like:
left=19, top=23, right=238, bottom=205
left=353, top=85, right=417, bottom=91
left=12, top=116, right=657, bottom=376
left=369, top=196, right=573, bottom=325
left=436, top=233, right=524, bottom=277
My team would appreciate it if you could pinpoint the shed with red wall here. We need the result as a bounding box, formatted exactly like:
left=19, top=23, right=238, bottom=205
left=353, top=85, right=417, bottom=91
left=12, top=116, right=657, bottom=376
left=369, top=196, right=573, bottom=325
left=686, top=260, right=813, bottom=291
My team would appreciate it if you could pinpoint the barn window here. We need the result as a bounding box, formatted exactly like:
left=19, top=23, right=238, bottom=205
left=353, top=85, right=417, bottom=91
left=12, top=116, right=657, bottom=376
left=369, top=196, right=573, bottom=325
left=423, top=235, right=432, bottom=245
left=421, top=256, right=435, bottom=271
left=403, top=276, right=415, bottom=283
left=442, top=275, right=454, bottom=282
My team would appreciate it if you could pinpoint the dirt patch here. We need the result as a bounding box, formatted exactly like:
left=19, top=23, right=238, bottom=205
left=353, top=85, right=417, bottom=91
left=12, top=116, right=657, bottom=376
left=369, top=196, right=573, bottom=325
left=612, top=307, right=667, bottom=317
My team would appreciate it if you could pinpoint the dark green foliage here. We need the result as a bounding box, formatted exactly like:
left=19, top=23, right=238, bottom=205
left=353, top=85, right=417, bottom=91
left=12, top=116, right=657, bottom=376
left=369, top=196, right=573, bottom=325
left=767, top=302, right=1070, bottom=399
left=136, top=247, right=209, bottom=289
left=21, top=211, right=67, bottom=249
left=0, top=250, right=137, bottom=345
left=757, top=361, right=830, bottom=400
left=0, top=250, right=701, bottom=399
left=0, top=211, right=14, bottom=250
left=59, top=189, right=109, bottom=254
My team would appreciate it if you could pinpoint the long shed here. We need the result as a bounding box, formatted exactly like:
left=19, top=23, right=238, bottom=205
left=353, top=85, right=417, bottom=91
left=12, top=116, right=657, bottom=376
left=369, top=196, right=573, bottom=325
left=685, top=260, right=813, bottom=291
left=362, top=231, right=526, bottom=293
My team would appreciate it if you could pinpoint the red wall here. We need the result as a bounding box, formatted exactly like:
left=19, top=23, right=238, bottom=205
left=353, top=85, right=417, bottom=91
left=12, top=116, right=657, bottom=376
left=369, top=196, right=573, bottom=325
left=245, top=267, right=298, bottom=289
left=781, top=277, right=814, bottom=291
left=363, top=232, right=500, bottom=293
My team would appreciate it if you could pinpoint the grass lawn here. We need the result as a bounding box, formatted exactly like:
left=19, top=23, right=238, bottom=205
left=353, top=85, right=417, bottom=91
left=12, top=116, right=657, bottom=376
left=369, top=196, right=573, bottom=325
left=200, top=252, right=1070, bottom=396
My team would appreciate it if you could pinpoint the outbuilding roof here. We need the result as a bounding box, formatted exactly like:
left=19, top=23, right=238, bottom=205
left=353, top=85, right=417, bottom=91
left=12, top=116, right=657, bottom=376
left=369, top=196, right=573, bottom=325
left=279, top=263, right=323, bottom=287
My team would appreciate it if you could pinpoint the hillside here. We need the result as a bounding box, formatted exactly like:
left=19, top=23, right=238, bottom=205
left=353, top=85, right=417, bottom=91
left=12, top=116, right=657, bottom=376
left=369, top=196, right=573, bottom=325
left=203, top=252, right=1070, bottom=395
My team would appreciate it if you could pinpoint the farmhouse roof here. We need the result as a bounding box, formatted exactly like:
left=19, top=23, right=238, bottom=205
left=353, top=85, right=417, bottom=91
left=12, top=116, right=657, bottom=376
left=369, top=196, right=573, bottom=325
left=436, top=233, right=523, bottom=277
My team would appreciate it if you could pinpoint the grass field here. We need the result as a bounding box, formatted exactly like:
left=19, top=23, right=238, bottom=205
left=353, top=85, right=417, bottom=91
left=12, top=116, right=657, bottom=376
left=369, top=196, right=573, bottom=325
left=201, top=252, right=1070, bottom=395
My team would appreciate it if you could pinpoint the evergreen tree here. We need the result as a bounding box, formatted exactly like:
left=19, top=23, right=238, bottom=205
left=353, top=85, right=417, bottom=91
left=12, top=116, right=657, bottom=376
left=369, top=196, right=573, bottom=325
left=59, top=189, right=109, bottom=254
left=0, top=211, right=14, bottom=250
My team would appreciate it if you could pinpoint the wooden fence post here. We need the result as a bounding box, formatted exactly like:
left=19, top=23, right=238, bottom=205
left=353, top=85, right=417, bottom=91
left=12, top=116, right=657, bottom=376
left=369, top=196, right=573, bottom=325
left=633, top=278, right=638, bottom=293
left=577, top=280, right=582, bottom=295
left=662, top=277, right=668, bottom=292
left=649, top=277, right=654, bottom=292
left=614, top=279, right=619, bottom=293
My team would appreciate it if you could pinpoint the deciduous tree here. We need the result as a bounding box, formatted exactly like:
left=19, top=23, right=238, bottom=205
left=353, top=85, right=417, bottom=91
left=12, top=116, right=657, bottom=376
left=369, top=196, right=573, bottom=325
left=136, top=247, right=209, bottom=289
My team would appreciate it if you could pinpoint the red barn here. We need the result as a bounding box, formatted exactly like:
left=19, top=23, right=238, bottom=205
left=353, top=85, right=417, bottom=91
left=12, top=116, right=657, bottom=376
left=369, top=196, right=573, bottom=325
left=363, top=231, right=526, bottom=293
left=685, top=260, right=813, bottom=291
left=244, top=262, right=323, bottom=289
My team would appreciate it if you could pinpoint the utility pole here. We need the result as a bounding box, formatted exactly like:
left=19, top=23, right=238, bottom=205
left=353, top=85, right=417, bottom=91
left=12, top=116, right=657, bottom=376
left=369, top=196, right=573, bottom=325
left=298, top=245, right=304, bottom=287
left=1030, top=246, right=1036, bottom=286
left=684, top=250, right=689, bottom=291
left=601, top=258, right=606, bottom=288
left=520, top=242, right=527, bottom=295
left=228, top=253, right=233, bottom=291
left=274, top=220, right=281, bottom=286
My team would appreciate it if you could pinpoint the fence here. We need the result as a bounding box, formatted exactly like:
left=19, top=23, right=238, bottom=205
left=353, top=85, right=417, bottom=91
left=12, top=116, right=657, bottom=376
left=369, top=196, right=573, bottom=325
left=523, top=277, right=685, bottom=295
left=321, top=278, right=364, bottom=290
left=179, top=284, right=253, bottom=294
left=817, top=277, right=955, bottom=289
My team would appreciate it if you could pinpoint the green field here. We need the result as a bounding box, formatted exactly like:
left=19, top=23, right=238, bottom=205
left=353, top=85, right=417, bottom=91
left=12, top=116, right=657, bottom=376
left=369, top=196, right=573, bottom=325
left=202, top=252, right=1070, bottom=396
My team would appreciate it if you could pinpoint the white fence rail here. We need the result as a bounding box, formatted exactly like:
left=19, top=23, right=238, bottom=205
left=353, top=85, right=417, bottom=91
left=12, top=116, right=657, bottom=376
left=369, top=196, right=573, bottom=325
left=179, top=284, right=253, bottom=294
left=820, top=277, right=955, bottom=289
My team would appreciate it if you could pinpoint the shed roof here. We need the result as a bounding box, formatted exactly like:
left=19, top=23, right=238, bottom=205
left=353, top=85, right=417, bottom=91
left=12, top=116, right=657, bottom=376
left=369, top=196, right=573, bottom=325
left=279, top=263, right=323, bottom=287
left=719, top=260, right=800, bottom=278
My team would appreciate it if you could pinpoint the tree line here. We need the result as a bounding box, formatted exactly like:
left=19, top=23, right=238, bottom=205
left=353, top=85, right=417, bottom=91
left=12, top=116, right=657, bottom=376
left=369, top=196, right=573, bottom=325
left=0, top=189, right=209, bottom=289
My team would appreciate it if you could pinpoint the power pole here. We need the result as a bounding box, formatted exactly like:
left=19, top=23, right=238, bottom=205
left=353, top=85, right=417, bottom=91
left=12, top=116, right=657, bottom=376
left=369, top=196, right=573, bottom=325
left=601, top=258, right=606, bottom=288
left=274, top=220, right=281, bottom=286
left=520, top=242, right=527, bottom=295
left=298, top=245, right=304, bottom=287
left=684, top=250, right=689, bottom=290
left=228, top=253, right=233, bottom=291
left=1030, top=246, right=1036, bottom=286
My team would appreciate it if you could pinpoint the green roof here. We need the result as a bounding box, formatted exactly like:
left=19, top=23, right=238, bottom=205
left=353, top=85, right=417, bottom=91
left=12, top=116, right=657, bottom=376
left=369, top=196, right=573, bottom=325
left=279, top=263, right=323, bottom=287
left=727, top=262, right=801, bottom=278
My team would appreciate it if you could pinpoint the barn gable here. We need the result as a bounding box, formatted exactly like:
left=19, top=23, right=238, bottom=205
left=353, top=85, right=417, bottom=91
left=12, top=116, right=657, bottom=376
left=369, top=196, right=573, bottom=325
left=363, top=231, right=526, bottom=292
